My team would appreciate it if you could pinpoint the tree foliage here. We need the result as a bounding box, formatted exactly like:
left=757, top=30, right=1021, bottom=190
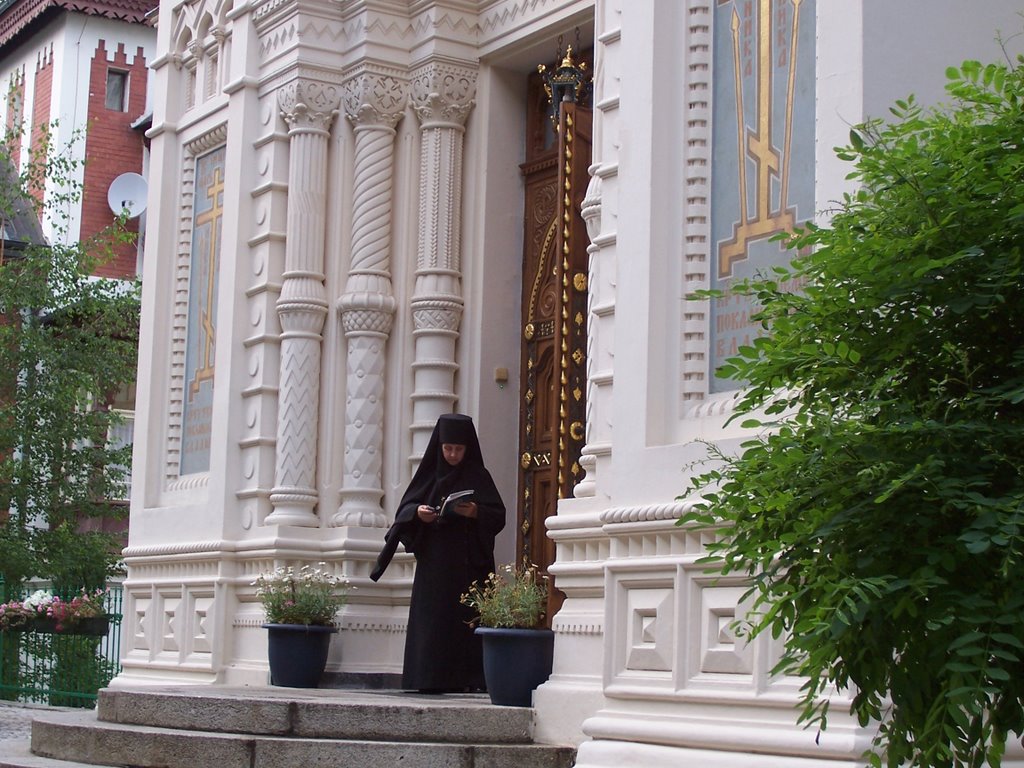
left=0, top=127, right=140, bottom=593
left=681, top=59, right=1024, bottom=767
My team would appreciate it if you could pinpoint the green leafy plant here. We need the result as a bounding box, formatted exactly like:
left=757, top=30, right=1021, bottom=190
left=253, top=564, right=350, bottom=626
left=680, top=58, right=1024, bottom=768
left=461, top=563, right=548, bottom=629
left=49, top=637, right=111, bottom=707
left=0, top=123, right=139, bottom=594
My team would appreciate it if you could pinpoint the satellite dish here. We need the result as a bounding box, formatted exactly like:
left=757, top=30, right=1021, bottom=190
left=107, top=172, right=148, bottom=218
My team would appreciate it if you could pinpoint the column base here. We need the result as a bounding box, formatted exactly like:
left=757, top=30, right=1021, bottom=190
left=332, top=493, right=387, bottom=528
left=266, top=493, right=319, bottom=527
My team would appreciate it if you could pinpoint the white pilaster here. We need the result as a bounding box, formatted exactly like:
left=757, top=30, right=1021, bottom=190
left=408, top=59, right=476, bottom=461
left=333, top=65, right=407, bottom=529
left=266, top=78, right=340, bottom=526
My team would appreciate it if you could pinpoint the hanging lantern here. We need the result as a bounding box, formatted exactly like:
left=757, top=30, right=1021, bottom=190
left=537, top=43, right=590, bottom=127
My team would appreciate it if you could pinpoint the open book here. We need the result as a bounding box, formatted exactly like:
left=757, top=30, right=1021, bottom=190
left=436, top=489, right=475, bottom=519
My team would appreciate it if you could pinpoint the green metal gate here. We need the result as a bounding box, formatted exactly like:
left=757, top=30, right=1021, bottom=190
left=0, top=583, right=123, bottom=707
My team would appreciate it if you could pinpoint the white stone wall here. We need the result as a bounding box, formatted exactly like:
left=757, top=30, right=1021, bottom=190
left=562, top=1, right=1024, bottom=765
left=123, top=0, right=600, bottom=688
left=121, top=0, right=1024, bottom=764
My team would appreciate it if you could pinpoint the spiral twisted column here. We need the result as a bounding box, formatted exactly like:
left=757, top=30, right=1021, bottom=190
left=267, top=79, right=341, bottom=527
left=408, top=60, right=476, bottom=462
left=333, top=67, right=408, bottom=528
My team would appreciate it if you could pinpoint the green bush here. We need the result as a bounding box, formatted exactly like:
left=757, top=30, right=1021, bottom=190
left=682, top=58, right=1024, bottom=768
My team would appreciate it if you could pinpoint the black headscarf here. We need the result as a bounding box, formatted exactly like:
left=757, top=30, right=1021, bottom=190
left=370, top=414, right=504, bottom=581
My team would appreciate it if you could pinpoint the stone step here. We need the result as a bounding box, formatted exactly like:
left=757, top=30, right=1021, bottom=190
left=0, top=740, right=103, bottom=768
left=26, top=709, right=576, bottom=768
left=96, top=686, right=537, bottom=743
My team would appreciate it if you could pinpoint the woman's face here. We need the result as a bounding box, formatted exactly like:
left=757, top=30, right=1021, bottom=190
left=442, top=443, right=466, bottom=466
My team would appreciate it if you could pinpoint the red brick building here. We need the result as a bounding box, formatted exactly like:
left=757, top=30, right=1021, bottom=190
left=0, top=0, right=157, bottom=277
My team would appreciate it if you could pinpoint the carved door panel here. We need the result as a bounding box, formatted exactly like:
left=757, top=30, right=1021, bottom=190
left=519, top=167, right=559, bottom=581
left=518, top=64, right=592, bottom=622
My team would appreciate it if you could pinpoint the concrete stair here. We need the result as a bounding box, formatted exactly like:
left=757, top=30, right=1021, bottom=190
left=0, top=687, right=576, bottom=768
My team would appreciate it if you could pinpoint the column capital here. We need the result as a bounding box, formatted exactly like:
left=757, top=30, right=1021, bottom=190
left=410, top=60, right=477, bottom=127
left=278, top=78, right=341, bottom=132
left=342, top=65, right=409, bottom=130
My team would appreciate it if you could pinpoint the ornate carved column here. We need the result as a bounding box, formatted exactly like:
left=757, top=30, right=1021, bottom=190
left=573, top=173, right=603, bottom=498
left=332, top=66, right=408, bottom=528
left=266, top=79, right=340, bottom=527
left=408, top=60, right=476, bottom=460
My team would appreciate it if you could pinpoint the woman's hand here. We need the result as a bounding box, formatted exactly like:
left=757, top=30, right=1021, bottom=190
left=417, top=504, right=438, bottom=523
left=453, top=501, right=478, bottom=519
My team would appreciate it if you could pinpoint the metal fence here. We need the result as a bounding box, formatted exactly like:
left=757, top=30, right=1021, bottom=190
left=0, top=582, right=123, bottom=708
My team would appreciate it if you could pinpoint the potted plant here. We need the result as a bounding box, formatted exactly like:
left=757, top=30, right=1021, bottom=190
left=461, top=562, right=553, bottom=707
left=0, top=588, right=110, bottom=636
left=252, top=563, right=350, bottom=688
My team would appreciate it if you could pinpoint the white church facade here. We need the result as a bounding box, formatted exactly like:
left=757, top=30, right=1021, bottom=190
left=121, top=1, right=1024, bottom=765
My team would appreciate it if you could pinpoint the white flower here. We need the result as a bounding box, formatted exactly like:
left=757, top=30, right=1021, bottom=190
left=23, top=590, right=54, bottom=610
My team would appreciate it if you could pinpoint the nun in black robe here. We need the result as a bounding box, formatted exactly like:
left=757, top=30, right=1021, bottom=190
left=370, top=413, right=506, bottom=692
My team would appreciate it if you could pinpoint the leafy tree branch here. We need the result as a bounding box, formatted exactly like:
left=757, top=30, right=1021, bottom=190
left=0, top=126, right=139, bottom=595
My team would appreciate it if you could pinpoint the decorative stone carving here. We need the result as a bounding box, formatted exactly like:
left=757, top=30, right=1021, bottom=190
left=278, top=79, right=341, bottom=133
left=343, top=68, right=406, bottom=130
left=333, top=67, right=408, bottom=529
left=340, top=306, right=394, bottom=335
left=580, top=172, right=603, bottom=243
left=411, top=300, right=462, bottom=332
left=266, top=77, right=340, bottom=527
left=410, top=62, right=476, bottom=127
left=574, top=172, right=603, bottom=498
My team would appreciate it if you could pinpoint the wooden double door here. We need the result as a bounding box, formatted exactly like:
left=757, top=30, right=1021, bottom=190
left=516, top=67, right=592, bottom=621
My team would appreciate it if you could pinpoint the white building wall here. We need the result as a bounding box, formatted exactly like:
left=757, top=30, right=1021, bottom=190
left=861, top=0, right=1022, bottom=120
left=121, top=0, right=1024, bottom=763
left=564, top=1, right=1024, bottom=765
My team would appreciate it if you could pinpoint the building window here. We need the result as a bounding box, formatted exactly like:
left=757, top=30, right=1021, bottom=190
left=105, top=70, right=128, bottom=111
left=107, top=409, right=135, bottom=501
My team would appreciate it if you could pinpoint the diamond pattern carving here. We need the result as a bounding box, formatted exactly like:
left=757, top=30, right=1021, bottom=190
left=161, top=595, right=180, bottom=653
left=625, top=586, right=674, bottom=672
left=131, top=597, right=151, bottom=651
left=690, top=578, right=753, bottom=677
left=192, top=595, right=214, bottom=654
